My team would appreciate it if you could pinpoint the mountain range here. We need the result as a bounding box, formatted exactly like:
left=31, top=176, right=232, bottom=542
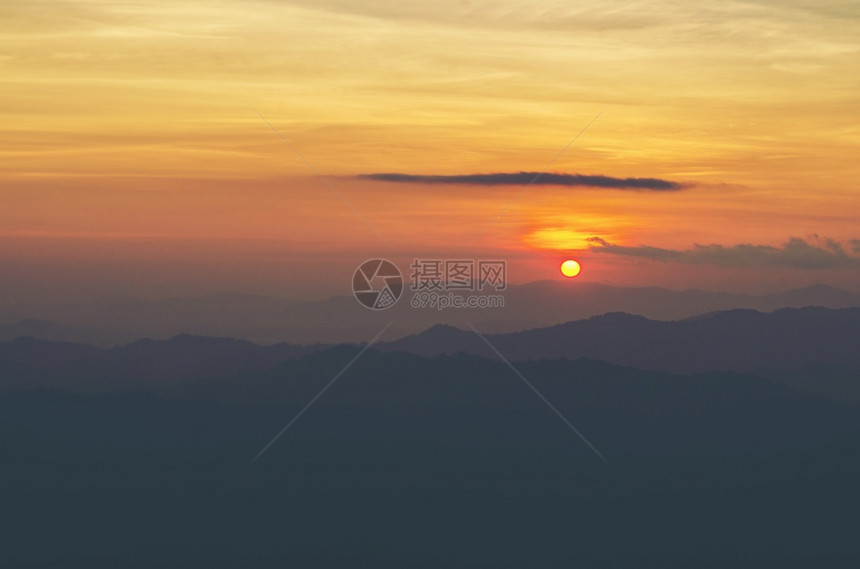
left=378, top=306, right=860, bottom=374
left=2, top=305, right=859, bottom=406
left=1, top=282, right=858, bottom=346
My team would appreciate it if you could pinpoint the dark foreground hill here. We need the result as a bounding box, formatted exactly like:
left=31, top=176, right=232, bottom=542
left=3, top=347, right=860, bottom=568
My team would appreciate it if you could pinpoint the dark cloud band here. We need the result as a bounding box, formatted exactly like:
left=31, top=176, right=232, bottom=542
left=360, top=171, right=685, bottom=191
left=587, top=236, right=860, bottom=270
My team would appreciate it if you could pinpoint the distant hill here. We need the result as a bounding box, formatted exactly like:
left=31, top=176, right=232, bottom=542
left=0, top=318, right=136, bottom=348
left=1, top=282, right=858, bottom=345
left=379, top=306, right=860, bottom=374
left=2, top=306, right=859, bottom=407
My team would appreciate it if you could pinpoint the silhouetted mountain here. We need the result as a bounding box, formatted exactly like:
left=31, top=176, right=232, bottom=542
left=380, top=306, right=860, bottom=374
left=3, top=306, right=859, bottom=404
left=764, top=283, right=860, bottom=307
left=2, top=282, right=858, bottom=345
left=0, top=336, right=100, bottom=387
left=0, top=318, right=134, bottom=347
left=0, top=334, right=324, bottom=392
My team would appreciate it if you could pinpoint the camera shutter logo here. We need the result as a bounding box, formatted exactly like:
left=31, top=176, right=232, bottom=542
left=352, top=259, right=403, bottom=310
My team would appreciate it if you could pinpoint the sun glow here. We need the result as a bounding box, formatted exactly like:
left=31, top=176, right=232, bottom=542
left=525, top=228, right=594, bottom=250
left=560, top=259, right=582, bottom=278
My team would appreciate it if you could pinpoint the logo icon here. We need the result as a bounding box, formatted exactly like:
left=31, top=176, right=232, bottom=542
left=352, top=259, right=403, bottom=310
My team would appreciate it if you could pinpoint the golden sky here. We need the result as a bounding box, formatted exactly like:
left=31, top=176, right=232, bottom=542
left=2, top=0, right=859, bottom=298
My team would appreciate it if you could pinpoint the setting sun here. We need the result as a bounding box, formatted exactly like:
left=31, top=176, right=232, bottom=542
left=560, top=259, right=582, bottom=278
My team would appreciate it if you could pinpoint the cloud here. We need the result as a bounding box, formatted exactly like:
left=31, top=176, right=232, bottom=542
left=360, top=172, right=686, bottom=191
left=587, top=236, right=860, bottom=269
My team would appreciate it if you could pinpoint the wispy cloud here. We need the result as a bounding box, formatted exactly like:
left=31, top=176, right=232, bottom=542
left=360, top=172, right=686, bottom=191
left=587, top=236, right=860, bottom=269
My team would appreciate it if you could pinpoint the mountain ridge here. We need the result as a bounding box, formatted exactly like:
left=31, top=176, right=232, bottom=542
left=2, top=307, right=859, bottom=404
left=2, top=281, right=858, bottom=346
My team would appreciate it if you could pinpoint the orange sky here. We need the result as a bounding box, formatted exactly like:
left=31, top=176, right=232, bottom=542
left=2, top=0, right=859, bottom=301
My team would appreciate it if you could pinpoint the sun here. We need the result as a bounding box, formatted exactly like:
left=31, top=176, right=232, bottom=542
left=560, top=259, right=581, bottom=278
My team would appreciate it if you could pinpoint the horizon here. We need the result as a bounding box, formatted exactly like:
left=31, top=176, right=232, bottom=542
left=3, top=275, right=860, bottom=305
left=5, top=302, right=860, bottom=349
left=3, top=279, right=859, bottom=349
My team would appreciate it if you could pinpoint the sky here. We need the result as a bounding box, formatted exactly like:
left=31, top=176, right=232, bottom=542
left=2, top=0, right=860, bottom=302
